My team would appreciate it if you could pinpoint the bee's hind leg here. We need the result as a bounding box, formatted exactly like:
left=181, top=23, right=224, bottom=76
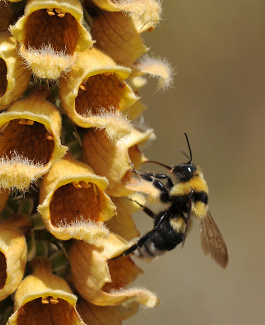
left=108, top=244, right=138, bottom=261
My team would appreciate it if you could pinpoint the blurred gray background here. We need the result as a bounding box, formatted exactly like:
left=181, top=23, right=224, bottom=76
left=126, top=0, right=265, bottom=324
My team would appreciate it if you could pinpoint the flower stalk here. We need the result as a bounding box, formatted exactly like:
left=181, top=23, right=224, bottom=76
left=0, top=0, right=174, bottom=323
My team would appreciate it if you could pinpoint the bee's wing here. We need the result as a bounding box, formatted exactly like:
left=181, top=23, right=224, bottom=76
left=200, top=211, right=228, bottom=269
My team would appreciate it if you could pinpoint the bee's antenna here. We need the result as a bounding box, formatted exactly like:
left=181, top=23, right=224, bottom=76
left=179, top=150, right=190, bottom=161
left=184, top=133, right=192, bottom=164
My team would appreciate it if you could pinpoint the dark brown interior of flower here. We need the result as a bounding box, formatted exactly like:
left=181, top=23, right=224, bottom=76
left=24, top=9, right=78, bottom=55
left=50, top=182, right=103, bottom=226
left=0, top=252, right=7, bottom=289
left=0, top=120, right=54, bottom=166
left=17, top=298, right=74, bottom=325
left=75, top=74, right=123, bottom=116
left=0, top=58, right=7, bottom=97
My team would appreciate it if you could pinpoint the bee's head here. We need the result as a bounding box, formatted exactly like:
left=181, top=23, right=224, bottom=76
left=171, top=163, right=197, bottom=181
left=171, top=133, right=196, bottom=181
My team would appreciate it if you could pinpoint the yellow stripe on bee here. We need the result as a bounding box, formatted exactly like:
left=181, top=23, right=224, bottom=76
left=170, top=217, right=186, bottom=234
left=170, top=171, right=208, bottom=197
left=193, top=201, right=208, bottom=219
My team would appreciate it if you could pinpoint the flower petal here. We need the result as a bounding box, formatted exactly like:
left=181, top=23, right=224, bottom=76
left=59, top=48, right=138, bottom=139
left=87, top=0, right=162, bottom=33
left=0, top=214, right=31, bottom=301
left=69, top=234, right=159, bottom=307
left=38, top=154, right=115, bottom=242
left=0, top=89, right=67, bottom=191
left=0, top=31, right=31, bottom=110
left=77, top=297, right=139, bottom=325
left=83, top=127, right=155, bottom=196
left=90, top=9, right=148, bottom=67
left=10, top=0, right=94, bottom=79
left=133, top=56, right=174, bottom=90
left=106, top=196, right=141, bottom=241
left=7, top=257, right=85, bottom=325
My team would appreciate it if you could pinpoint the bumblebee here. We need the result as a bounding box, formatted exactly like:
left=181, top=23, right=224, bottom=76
left=110, top=134, right=228, bottom=269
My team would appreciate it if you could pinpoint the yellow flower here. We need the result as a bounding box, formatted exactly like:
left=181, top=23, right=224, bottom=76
left=0, top=89, right=67, bottom=191
left=85, top=0, right=161, bottom=66
left=106, top=195, right=142, bottom=241
left=82, top=127, right=155, bottom=196
left=0, top=214, right=31, bottom=301
left=10, top=0, right=94, bottom=79
left=69, top=233, right=160, bottom=307
left=38, top=154, right=116, bottom=242
left=0, top=0, right=173, bottom=322
left=7, top=257, right=85, bottom=325
left=0, top=31, right=31, bottom=110
left=59, top=47, right=138, bottom=139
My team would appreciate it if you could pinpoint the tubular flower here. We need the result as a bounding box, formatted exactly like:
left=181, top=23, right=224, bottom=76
left=0, top=213, right=31, bottom=301
left=7, top=257, right=85, bottom=325
left=0, top=89, right=67, bottom=191
left=69, top=233, right=160, bottom=307
left=38, top=154, right=116, bottom=241
left=0, top=0, right=172, bottom=323
left=0, top=31, right=31, bottom=110
left=82, top=128, right=155, bottom=196
left=9, top=0, right=94, bottom=79
left=84, top=0, right=161, bottom=66
left=59, top=47, right=138, bottom=139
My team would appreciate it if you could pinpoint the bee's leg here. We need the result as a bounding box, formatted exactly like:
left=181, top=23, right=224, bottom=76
left=129, top=163, right=172, bottom=202
left=129, top=200, right=169, bottom=227
left=108, top=243, right=138, bottom=261
left=143, top=160, right=174, bottom=189
left=130, top=162, right=173, bottom=187
left=140, top=173, right=174, bottom=190
left=129, top=198, right=156, bottom=219
left=109, top=210, right=169, bottom=261
left=108, top=227, right=159, bottom=261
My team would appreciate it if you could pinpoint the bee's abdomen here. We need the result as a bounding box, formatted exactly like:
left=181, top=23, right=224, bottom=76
left=134, top=216, right=185, bottom=259
left=134, top=241, right=167, bottom=259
